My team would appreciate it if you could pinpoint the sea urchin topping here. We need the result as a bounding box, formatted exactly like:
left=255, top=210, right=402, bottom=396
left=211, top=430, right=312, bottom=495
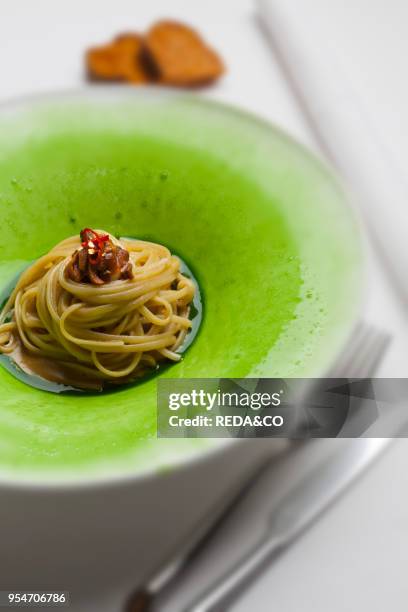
left=67, top=228, right=133, bottom=285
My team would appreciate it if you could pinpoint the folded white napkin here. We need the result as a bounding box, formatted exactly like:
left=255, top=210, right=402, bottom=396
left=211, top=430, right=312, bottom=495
left=257, top=0, right=408, bottom=304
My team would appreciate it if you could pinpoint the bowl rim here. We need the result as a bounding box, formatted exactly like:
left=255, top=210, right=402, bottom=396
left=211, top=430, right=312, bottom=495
left=0, top=86, right=367, bottom=490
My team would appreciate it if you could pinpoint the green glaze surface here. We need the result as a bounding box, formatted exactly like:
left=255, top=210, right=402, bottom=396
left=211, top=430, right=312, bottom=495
left=0, top=90, right=362, bottom=482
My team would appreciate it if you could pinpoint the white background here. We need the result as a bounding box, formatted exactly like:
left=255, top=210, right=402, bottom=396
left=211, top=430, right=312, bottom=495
left=1, top=1, right=408, bottom=610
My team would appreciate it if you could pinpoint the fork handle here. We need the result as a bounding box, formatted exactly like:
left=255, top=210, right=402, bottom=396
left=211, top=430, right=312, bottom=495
left=186, top=535, right=285, bottom=612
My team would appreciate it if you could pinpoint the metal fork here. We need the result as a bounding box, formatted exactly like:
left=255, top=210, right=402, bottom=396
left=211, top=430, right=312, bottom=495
left=125, top=323, right=391, bottom=612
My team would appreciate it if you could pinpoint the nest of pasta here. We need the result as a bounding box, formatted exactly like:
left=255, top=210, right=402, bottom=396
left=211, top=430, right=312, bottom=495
left=0, top=230, right=195, bottom=390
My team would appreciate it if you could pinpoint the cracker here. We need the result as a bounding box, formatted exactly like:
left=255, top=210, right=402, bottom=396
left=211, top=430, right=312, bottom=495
left=86, top=43, right=121, bottom=81
left=114, top=33, right=151, bottom=83
left=144, top=20, right=225, bottom=86
left=86, top=33, right=149, bottom=83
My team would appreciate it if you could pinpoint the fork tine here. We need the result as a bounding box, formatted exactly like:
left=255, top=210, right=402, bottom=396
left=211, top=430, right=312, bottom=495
left=343, top=325, right=373, bottom=376
left=355, top=331, right=391, bottom=379
left=329, top=323, right=390, bottom=378
left=347, top=328, right=389, bottom=378
left=328, top=322, right=369, bottom=377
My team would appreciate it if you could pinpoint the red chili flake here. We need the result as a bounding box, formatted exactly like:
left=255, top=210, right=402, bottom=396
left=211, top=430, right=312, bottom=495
left=80, top=228, right=109, bottom=264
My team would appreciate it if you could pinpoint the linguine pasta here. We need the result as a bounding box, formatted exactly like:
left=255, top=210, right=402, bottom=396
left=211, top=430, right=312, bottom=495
left=0, top=232, right=195, bottom=389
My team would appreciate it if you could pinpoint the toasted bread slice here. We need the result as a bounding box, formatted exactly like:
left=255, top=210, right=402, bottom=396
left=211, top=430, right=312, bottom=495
left=86, top=33, right=149, bottom=83
left=86, top=43, right=121, bottom=81
left=114, top=33, right=151, bottom=83
left=144, top=20, right=225, bottom=86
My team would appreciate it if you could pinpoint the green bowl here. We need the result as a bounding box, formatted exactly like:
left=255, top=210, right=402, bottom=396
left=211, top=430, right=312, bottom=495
left=0, top=89, right=363, bottom=482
